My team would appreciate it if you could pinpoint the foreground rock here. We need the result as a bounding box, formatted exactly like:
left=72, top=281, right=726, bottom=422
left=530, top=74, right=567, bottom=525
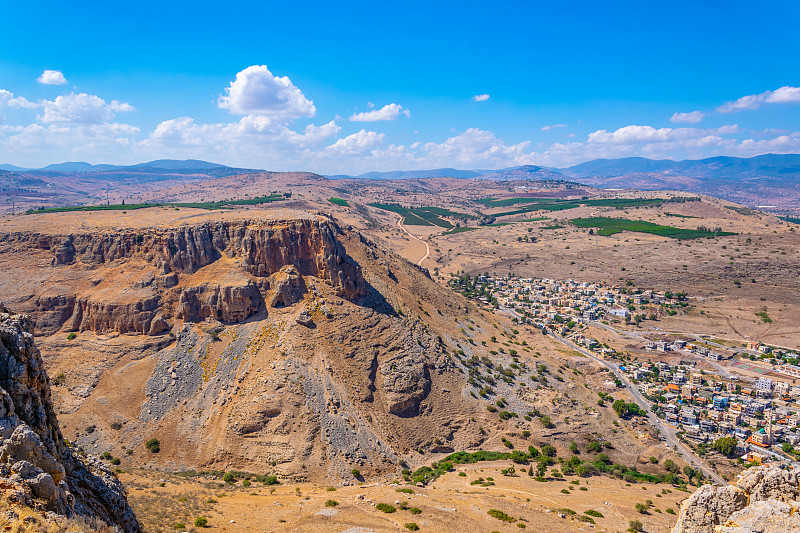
left=0, top=307, right=139, bottom=532
left=671, top=465, right=800, bottom=533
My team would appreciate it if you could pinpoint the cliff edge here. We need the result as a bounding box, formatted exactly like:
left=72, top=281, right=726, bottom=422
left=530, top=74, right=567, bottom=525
left=0, top=306, right=139, bottom=532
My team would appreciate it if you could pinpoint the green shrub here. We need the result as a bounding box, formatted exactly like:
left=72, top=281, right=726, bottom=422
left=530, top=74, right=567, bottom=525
left=376, top=503, right=396, bottom=513
left=111, top=458, right=121, bottom=465
left=222, top=472, right=235, bottom=483
left=325, top=499, right=338, bottom=507
left=404, top=523, right=419, bottom=531
left=145, top=438, right=160, bottom=453
left=488, top=509, right=516, bottom=522
left=66, top=332, right=77, bottom=340
left=666, top=508, right=676, bottom=515
left=194, top=517, right=208, bottom=527
left=242, top=479, right=251, bottom=487
left=585, top=509, right=603, bottom=517
left=173, top=523, right=185, bottom=530
left=351, top=469, right=361, bottom=478
left=396, top=488, right=414, bottom=494
left=410, top=507, right=421, bottom=514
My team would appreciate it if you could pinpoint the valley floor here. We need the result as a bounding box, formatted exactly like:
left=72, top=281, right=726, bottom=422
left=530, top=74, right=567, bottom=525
left=123, top=460, right=688, bottom=533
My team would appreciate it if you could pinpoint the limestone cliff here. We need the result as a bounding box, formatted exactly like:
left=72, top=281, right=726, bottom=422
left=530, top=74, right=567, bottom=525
left=0, top=307, right=139, bottom=532
left=3, top=216, right=365, bottom=336
left=671, top=465, right=800, bottom=533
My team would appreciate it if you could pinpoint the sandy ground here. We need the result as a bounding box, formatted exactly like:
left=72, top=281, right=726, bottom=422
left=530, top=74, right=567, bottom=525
left=123, top=460, right=689, bottom=533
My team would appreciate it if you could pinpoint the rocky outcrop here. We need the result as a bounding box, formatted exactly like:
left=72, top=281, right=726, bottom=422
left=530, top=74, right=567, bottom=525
left=0, top=307, right=139, bottom=532
left=12, top=217, right=366, bottom=335
left=671, top=465, right=800, bottom=533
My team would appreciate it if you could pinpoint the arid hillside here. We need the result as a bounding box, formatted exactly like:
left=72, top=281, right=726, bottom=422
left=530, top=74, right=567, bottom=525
left=0, top=206, right=683, bottom=489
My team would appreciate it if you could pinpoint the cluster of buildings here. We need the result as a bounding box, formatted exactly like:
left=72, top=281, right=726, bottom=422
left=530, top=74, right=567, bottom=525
left=623, top=360, right=800, bottom=464
left=643, top=339, right=727, bottom=362
left=472, top=275, right=687, bottom=328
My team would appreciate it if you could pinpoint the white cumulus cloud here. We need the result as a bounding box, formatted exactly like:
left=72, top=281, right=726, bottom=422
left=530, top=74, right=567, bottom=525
left=473, top=94, right=490, bottom=102
left=36, top=93, right=135, bottom=124
left=718, top=86, right=800, bottom=113
left=670, top=111, right=705, bottom=123
left=349, top=103, right=409, bottom=122
left=218, top=65, right=315, bottom=119
left=37, top=70, right=67, bottom=85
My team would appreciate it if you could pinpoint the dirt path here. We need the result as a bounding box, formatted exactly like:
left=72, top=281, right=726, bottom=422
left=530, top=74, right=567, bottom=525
left=397, top=215, right=430, bottom=265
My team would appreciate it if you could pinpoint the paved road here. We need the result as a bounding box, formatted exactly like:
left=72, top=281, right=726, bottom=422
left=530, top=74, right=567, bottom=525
left=549, top=331, right=728, bottom=485
left=397, top=215, right=430, bottom=266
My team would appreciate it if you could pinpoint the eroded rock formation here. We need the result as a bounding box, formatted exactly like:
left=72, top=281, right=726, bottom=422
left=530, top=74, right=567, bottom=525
left=671, top=465, right=800, bottom=533
left=0, top=307, right=139, bottom=532
left=3, top=216, right=365, bottom=336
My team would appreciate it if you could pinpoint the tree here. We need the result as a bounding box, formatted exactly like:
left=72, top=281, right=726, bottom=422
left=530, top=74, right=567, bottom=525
left=569, top=441, right=579, bottom=454
left=712, top=437, right=738, bottom=458
left=683, top=465, right=696, bottom=483
left=664, top=459, right=679, bottom=474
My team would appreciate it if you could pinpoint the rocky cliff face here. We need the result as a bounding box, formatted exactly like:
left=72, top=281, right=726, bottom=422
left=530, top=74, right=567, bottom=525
left=671, top=465, right=800, bottom=533
left=3, top=216, right=365, bottom=336
left=0, top=307, right=139, bottom=532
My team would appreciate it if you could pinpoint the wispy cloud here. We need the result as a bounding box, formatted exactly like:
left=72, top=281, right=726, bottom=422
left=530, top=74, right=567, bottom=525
left=472, top=94, right=490, bottom=102
left=541, top=124, right=567, bottom=131
left=718, top=86, right=800, bottom=113
left=349, top=103, right=409, bottom=122
left=670, top=111, right=705, bottom=123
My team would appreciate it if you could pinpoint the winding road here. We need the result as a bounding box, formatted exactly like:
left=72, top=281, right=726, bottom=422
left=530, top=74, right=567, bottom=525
left=397, top=215, right=430, bottom=266
left=549, top=331, right=728, bottom=485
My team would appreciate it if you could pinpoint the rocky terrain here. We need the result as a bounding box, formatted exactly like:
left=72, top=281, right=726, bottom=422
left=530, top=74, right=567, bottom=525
left=0, top=207, right=679, bottom=489
left=671, top=464, right=800, bottom=533
left=0, top=306, right=138, bottom=532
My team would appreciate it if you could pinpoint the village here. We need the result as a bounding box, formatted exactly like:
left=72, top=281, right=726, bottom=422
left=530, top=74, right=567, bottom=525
left=450, top=272, right=800, bottom=470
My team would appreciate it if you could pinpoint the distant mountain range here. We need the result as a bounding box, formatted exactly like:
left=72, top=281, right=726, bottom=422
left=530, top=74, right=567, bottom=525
left=3, top=154, right=800, bottom=208
left=325, top=154, right=800, bottom=182
left=0, top=159, right=237, bottom=173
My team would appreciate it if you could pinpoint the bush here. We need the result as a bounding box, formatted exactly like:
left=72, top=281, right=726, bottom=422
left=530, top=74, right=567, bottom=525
left=66, top=332, right=77, bottom=340
left=585, top=509, right=603, bottom=517
left=635, top=502, right=649, bottom=514
left=110, top=421, right=122, bottom=430
left=351, top=469, right=361, bottom=478
left=410, top=507, right=421, bottom=514
left=666, top=508, right=676, bottom=515
left=263, top=475, right=279, bottom=485
left=325, top=499, right=338, bottom=507
left=101, top=451, right=112, bottom=460
left=173, top=523, right=185, bottom=530
left=145, top=438, right=160, bottom=453
left=628, top=519, right=644, bottom=532
left=194, top=517, right=208, bottom=528
left=222, top=471, right=235, bottom=483
left=242, top=479, right=251, bottom=487
left=541, top=444, right=557, bottom=457
left=488, top=509, right=516, bottom=522
left=404, top=523, right=419, bottom=531
left=376, top=503, right=396, bottom=513
left=111, top=458, right=121, bottom=465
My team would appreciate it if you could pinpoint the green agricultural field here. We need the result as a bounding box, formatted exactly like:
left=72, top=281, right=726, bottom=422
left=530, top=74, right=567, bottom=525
left=367, top=203, right=472, bottom=228
left=328, top=197, right=349, bottom=207
left=25, top=194, right=287, bottom=214
left=487, top=197, right=699, bottom=218
left=442, top=226, right=479, bottom=235
left=570, top=217, right=736, bottom=239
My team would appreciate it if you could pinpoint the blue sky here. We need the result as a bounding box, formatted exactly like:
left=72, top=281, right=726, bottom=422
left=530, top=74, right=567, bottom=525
left=1, top=0, right=799, bottom=173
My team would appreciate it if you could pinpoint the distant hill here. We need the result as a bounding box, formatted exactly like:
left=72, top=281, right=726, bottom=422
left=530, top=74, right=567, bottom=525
left=0, top=164, right=30, bottom=171
left=333, top=168, right=482, bottom=180
left=131, top=159, right=229, bottom=170
left=564, top=154, right=800, bottom=179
